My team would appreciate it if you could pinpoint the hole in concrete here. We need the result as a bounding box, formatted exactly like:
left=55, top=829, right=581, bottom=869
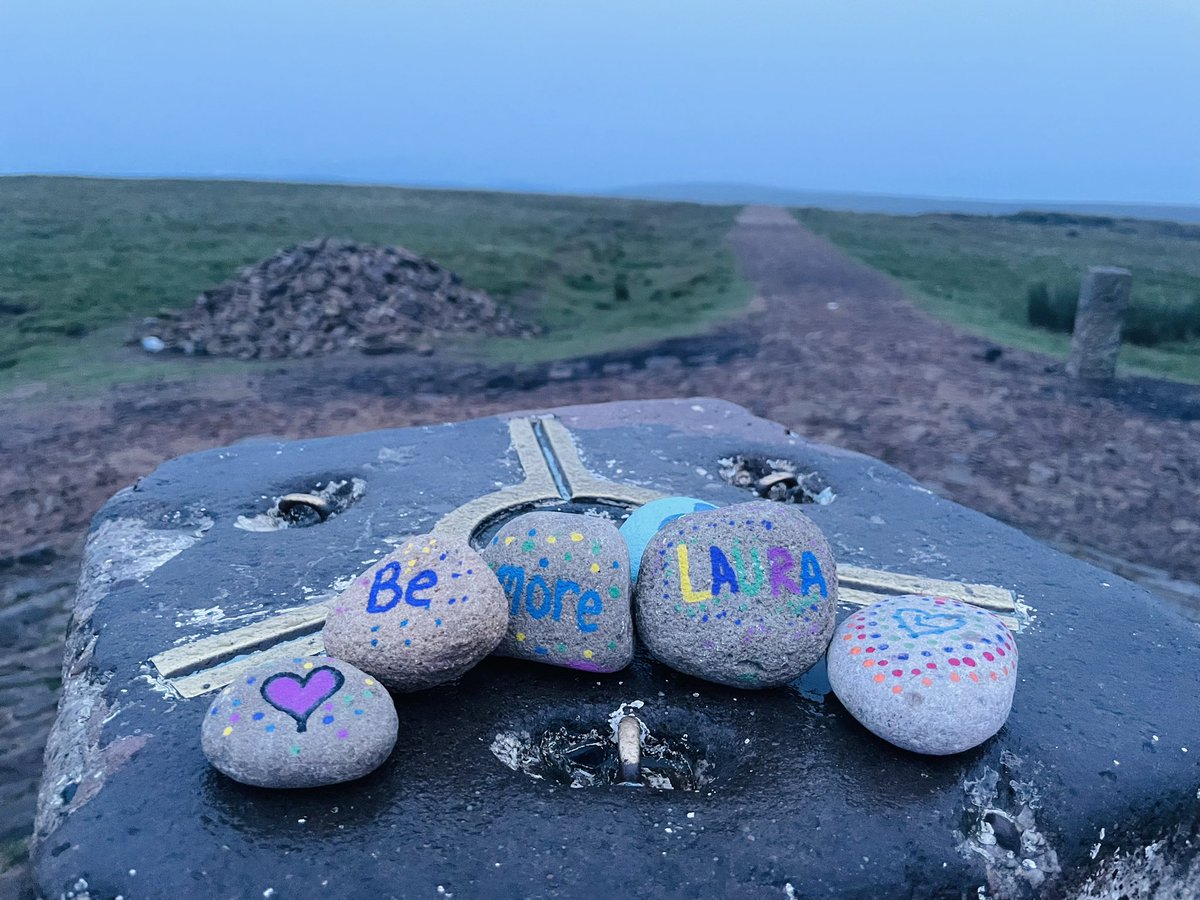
left=490, top=702, right=728, bottom=792
left=235, top=476, right=366, bottom=532
left=718, top=455, right=834, bottom=505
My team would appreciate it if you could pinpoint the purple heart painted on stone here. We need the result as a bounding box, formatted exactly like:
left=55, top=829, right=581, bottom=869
left=260, top=666, right=345, bottom=732
left=892, top=608, right=967, bottom=639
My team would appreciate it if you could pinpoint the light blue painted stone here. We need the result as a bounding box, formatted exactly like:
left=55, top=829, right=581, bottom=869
left=620, top=497, right=719, bottom=580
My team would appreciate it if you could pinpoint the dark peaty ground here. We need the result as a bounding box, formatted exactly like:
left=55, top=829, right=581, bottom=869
left=1, top=205, right=1197, bottom=895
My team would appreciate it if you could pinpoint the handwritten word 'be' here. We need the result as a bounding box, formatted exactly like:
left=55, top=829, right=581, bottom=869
left=675, top=543, right=827, bottom=604
left=365, top=563, right=438, bottom=613
left=495, top=565, right=604, bottom=633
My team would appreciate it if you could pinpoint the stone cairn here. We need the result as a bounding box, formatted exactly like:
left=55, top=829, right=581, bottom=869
left=145, top=238, right=536, bottom=359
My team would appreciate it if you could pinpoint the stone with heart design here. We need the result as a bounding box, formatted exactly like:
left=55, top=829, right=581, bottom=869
left=826, top=594, right=1019, bottom=755
left=891, top=608, right=968, bottom=639
left=323, top=532, right=508, bottom=692
left=201, top=655, right=398, bottom=788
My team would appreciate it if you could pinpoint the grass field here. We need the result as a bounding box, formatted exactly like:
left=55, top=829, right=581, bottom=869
left=792, top=207, right=1200, bottom=383
left=0, top=177, right=749, bottom=393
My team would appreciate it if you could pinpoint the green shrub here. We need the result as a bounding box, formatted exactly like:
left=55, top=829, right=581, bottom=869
left=1026, top=281, right=1077, bottom=333
left=1123, top=294, right=1200, bottom=346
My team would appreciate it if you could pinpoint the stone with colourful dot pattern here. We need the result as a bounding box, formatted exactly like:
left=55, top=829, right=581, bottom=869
left=826, top=594, right=1019, bottom=755
left=200, top=655, right=398, bottom=788
left=322, top=533, right=507, bottom=692
left=634, top=500, right=838, bottom=688
left=481, top=511, right=633, bottom=672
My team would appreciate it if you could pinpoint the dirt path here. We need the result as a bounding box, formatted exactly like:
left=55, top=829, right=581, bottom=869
left=2, top=206, right=1199, bottom=893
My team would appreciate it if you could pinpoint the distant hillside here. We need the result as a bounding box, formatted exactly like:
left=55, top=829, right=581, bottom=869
left=608, top=182, right=1200, bottom=225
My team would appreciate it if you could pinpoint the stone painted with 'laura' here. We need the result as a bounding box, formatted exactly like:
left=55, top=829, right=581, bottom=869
left=826, top=595, right=1019, bottom=755
left=482, top=512, right=633, bottom=672
left=201, top=654, right=398, bottom=788
left=619, top=496, right=719, bottom=580
left=634, top=500, right=838, bottom=688
left=322, top=533, right=507, bottom=691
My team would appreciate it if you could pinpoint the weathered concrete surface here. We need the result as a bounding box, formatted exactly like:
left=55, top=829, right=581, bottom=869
left=32, top=399, right=1200, bottom=899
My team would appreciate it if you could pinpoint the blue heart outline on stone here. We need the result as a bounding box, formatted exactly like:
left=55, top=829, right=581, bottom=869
left=892, top=608, right=967, bottom=639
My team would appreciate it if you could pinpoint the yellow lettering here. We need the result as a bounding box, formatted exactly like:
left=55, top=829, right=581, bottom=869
left=676, top=545, right=713, bottom=604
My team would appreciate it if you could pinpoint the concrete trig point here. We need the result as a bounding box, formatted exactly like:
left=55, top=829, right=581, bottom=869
left=31, top=399, right=1200, bottom=898
left=1067, top=266, right=1133, bottom=379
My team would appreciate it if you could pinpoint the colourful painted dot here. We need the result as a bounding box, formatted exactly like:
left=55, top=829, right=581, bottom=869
left=404, top=639, right=412, bottom=646
left=364, top=678, right=375, bottom=686
left=505, top=536, right=515, bottom=545
left=222, top=726, right=233, bottom=736
left=231, top=699, right=242, bottom=707
left=583, top=649, right=594, bottom=659
left=516, top=632, right=526, bottom=642
left=926, top=662, right=937, bottom=670
left=608, top=586, right=620, bottom=598
left=983, top=651, right=995, bottom=661
left=210, top=707, right=219, bottom=716
left=290, top=746, right=301, bottom=756
left=245, top=676, right=256, bottom=685
left=863, top=659, right=875, bottom=668
left=950, top=672, right=961, bottom=683
left=892, top=669, right=903, bottom=677
left=590, top=563, right=601, bottom=573
left=265, top=724, right=276, bottom=733
left=229, top=713, right=241, bottom=724
left=371, top=639, right=379, bottom=647
left=571, top=532, right=583, bottom=542
left=354, top=709, right=363, bottom=715
left=892, top=685, right=902, bottom=695
left=539, top=557, right=549, bottom=568
left=922, top=677, right=933, bottom=687
left=547, top=536, right=557, bottom=544
left=911, top=668, right=921, bottom=675
left=963, top=657, right=976, bottom=667
left=873, top=674, right=886, bottom=683
left=608, top=641, right=617, bottom=651
left=949, top=658, right=961, bottom=666
left=253, top=712, right=265, bottom=721
left=611, top=560, right=620, bottom=569
left=303, top=662, right=314, bottom=670
left=337, top=729, right=349, bottom=740
left=528, top=528, right=537, bottom=536
left=850, top=646, right=862, bottom=656
left=522, top=541, right=535, bottom=552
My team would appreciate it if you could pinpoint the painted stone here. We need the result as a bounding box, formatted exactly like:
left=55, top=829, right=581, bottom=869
left=634, top=500, right=838, bottom=688
left=481, top=512, right=633, bottom=672
left=826, top=595, right=1019, bottom=755
left=322, top=533, right=507, bottom=692
left=200, top=655, right=398, bottom=788
left=619, top=496, right=719, bottom=580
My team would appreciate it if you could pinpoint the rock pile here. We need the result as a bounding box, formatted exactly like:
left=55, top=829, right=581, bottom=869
left=146, top=238, right=536, bottom=359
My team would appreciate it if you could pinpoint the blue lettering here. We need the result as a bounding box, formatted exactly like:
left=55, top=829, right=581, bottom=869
left=404, top=569, right=438, bottom=608
left=366, top=562, right=404, bottom=613
left=553, top=578, right=580, bottom=621
left=576, top=589, right=603, bottom=633
left=799, top=552, right=828, bottom=598
left=709, top=546, right=740, bottom=595
left=496, top=565, right=525, bottom=615
left=525, top=574, right=552, bottom=619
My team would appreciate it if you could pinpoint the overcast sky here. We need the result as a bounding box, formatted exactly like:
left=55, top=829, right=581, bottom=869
left=1, top=0, right=1197, bottom=204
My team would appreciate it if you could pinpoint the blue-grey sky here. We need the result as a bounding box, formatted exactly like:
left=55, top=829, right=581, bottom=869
left=2, top=0, right=1197, bottom=204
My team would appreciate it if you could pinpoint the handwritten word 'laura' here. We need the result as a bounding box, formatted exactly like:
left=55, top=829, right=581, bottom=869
left=366, top=563, right=438, bottom=613
left=495, top=565, right=604, bottom=633
left=675, top=543, right=827, bottom=604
